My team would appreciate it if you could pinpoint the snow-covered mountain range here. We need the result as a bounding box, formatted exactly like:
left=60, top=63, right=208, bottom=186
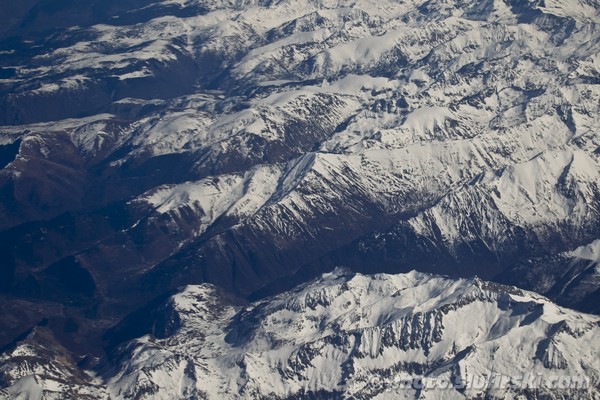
left=2, top=270, right=599, bottom=399
left=0, top=0, right=599, bottom=398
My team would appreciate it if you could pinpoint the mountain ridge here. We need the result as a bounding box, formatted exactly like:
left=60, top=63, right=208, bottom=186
left=3, top=270, right=599, bottom=399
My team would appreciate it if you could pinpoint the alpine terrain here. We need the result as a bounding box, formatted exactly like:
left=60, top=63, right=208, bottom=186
left=0, top=0, right=599, bottom=398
